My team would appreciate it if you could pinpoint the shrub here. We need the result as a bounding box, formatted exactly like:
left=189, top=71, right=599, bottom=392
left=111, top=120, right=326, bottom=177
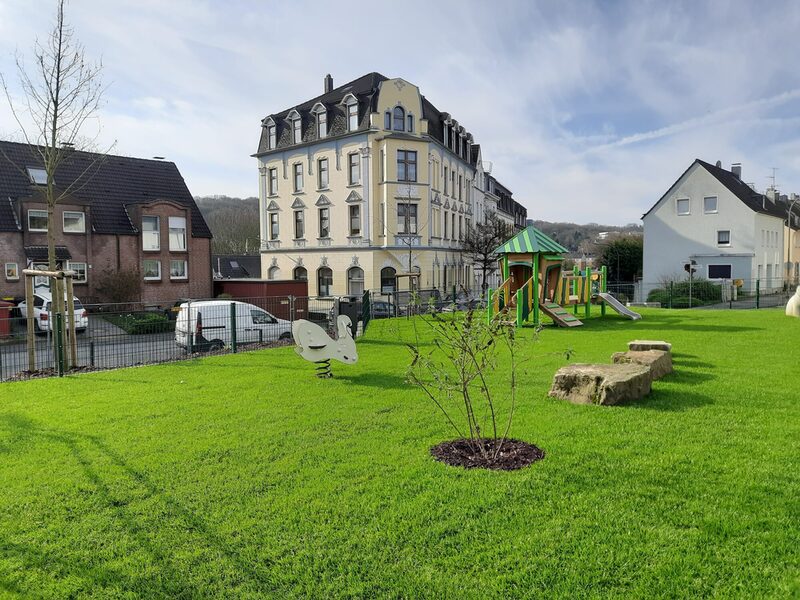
left=647, top=279, right=723, bottom=308
left=105, top=312, right=175, bottom=335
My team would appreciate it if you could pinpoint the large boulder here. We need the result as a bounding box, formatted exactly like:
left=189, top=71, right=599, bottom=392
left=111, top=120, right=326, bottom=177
left=548, top=363, right=652, bottom=406
left=627, top=339, right=672, bottom=352
left=612, top=350, right=673, bottom=380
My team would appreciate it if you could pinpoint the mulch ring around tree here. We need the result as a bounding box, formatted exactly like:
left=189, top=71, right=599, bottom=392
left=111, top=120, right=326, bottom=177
left=430, top=438, right=545, bottom=471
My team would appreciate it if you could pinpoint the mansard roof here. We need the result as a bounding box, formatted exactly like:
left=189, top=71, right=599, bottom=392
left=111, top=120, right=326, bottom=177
left=0, top=140, right=211, bottom=237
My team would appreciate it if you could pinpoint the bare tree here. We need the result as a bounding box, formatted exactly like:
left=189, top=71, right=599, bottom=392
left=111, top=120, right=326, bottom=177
left=462, top=212, right=511, bottom=296
left=1, top=0, right=109, bottom=351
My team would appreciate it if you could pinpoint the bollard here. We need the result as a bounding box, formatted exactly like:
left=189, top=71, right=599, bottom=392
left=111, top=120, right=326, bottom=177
left=90, top=340, right=95, bottom=367
left=55, top=312, right=65, bottom=377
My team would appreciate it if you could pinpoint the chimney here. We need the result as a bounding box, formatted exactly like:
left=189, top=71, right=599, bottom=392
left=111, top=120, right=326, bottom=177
left=324, top=74, right=333, bottom=94
left=731, top=163, right=742, bottom=179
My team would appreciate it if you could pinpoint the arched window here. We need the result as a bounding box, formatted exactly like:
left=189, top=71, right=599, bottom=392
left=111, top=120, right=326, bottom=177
left=293, top=266, right=307, bottom=281
left=392, top=106, right=405, bottom=131
left=384, top=111, right=391, bottom=129
left=268, top=266, right=281, bottom=280
left=380, top=267, right=396, bottom=293
left=347, top=267, right=364, bottom=296
left=318, top=267, right=333, bottom=297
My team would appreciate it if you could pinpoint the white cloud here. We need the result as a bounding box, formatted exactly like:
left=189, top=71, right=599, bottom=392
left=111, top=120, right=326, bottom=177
left=2, top=0, right=800, bottom=224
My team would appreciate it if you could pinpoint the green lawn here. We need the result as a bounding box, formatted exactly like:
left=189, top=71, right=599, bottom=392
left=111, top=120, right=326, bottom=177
left=1, top=308, right=799, bottom=598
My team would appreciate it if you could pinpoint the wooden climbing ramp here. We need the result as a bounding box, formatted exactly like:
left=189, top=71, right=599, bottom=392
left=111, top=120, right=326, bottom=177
left=540, top=302, right=583, bottom=327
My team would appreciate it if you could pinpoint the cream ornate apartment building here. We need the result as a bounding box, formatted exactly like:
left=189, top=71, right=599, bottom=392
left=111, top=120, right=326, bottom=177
left=254, top=72, right=526, bottom=297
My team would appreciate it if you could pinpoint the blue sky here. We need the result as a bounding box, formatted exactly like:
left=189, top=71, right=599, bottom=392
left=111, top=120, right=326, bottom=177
left=2, top=0, right=799, bottom=225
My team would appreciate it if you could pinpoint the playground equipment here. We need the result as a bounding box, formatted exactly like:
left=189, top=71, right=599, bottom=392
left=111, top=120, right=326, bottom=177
left=487, top=226, right=641, bottom=328
left=292, top=315, right=358, bottom=377
left=786, top=286, right=800, bottom=318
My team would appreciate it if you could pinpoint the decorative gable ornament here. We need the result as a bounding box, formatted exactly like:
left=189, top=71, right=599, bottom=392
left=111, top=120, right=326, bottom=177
left=345, top=190, right=362, bottom=203
left=267, top=200, right=280, bottom=211
left=290, top=198, right=306, bottom=209
left=443, top=199, right=450, bottom=209
left=316, top=194, right=332, bottom=207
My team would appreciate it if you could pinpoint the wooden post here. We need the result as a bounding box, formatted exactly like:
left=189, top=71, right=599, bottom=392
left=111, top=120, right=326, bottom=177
left=66, top=276, right=78, bottom=367
left=25, top=274, right=35, bottom=372
left=532, top=255, right=540, bottom=326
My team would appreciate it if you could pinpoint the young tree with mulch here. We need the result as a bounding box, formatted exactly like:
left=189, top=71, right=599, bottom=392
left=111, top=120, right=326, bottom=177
left=406, top=311, right=545, bottom=470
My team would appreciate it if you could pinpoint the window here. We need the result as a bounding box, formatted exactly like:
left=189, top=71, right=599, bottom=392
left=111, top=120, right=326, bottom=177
left=459, top=216, right=463, bottom=241
left=704, top=196, right=718, bottom=213
left=169, top=216, right=187, bottom=251
left=708, top=264, right=732, bottom=279
left=380, top=149, right=385, bottom=182
left=293, top=266, right=307, bottom=281
left=407, top=114, right=414, bottom=132
left=381, top=267, right=396, bottom=293
left=392, top=106, right=405, bottom=131
left=27, top=167, right=48, bottom=185
left=267, top=124, right=277, bottom=149
left=347, top=267, right=364, bottom=296
left=63, top=211, right=85, bottom=233
left=397, top=202, right=418, bottom=234
left=267, top=266, right=281, bottom=280
left=318, top=158, right=329, bottom=189
left=349, top=204, right=361, bottom=236
left=316, top=109, right=327, bottom=139
left=268, top=168, right=278, bottom=195
left=292, top=117, right=302, bottom=144
left=66, top=261, right=87, bottom=283
left=319, top=207, right=330, bottom=238
left=347, top=100, right=358, bottom=131
left=294, top=210, right=304, bottom=239
left=443, top=210, right=449, bottom=239
left=293, top=163, right=303, bottom=192
left=143, top=259, right=161, bottom=280
left=452, top=213, right=456, bottom=239
left=251, top=309, right=276, bottom=324
left=451, top=172, right=456, bottom=197
left=318, top=267, right=333, bottom=297
left=432, top=208, right=440, bottom=237
left=443, top=124, right=449, bottom=147
left=717, top=230, right=731, bottom=246
left=170, top=259, right=187, bottom=280
left=28, top=210, right=48, bottom=232
left=142, top=216, right=160, bottom=250
left=5, top=263, right=19, bottom=280
left=458, top=175, right=462, bottom=200
left=397, top=150, right=417, bottom=182
left=444, top=166, right=448, bottom=194
left=348, top=153, right=360, bottom=185
left=269, top=213, right=279, bottom=240
left=677, top=198, right=690, bottom=215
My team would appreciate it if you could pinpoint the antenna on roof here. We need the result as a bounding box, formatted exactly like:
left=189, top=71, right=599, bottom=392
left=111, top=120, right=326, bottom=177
left=768, top=167, right=778, bottom=190
left=152, top=156, right=165, bottom=160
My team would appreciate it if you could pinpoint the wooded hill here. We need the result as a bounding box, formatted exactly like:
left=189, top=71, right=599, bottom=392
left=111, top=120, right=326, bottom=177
left=195, top=195, right=259, bottom=255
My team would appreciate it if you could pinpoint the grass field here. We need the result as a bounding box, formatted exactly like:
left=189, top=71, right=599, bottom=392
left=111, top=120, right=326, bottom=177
left=1, top=308, right=799, bottom=598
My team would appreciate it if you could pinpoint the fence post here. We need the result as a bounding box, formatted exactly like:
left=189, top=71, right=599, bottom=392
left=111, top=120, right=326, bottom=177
left=756, top=279, right=760, bottom=309
left=289, top=295, right=295, bottom=324
left=668, top=281, right=673, bottom=309
left=54, top=312, right=65, bottom=377
left=90, top=340, right=95, bottom=367
left=187, top=300, right=193, bottom=355
left=230, top=301, right=237, bottom=353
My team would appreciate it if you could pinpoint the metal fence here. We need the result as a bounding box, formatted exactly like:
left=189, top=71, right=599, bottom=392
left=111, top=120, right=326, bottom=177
left=0, top=287, right=489, bottom=382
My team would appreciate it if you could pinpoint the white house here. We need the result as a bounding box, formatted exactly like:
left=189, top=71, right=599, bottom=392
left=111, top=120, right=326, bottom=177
left=643, top=159, right=797, bottom=295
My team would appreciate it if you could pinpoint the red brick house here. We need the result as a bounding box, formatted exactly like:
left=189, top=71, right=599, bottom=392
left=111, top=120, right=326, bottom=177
left=0, top=141, right=213, bottom=304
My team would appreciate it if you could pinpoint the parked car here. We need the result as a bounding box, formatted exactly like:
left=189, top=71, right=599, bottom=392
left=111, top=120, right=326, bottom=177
left=175, top=300, right=291, bottom=351
left=17, top=290, right=88, bottom=333
left=371, top=301, right=393, bottom=319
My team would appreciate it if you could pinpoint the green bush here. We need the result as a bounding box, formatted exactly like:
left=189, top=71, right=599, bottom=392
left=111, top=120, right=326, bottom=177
left=647, top=279, right=723, bottom=308
left=105, top=312, right=175, bottom=334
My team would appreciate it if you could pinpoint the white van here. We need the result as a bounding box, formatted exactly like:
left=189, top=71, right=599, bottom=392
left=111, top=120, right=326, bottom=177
left=175, top=300, right=292, bottom=351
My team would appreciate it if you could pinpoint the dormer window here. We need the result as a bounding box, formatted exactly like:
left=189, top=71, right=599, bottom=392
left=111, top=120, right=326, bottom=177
left=443, top=124, right=449, bottom=147
left=27, top=167, right=48, bottom=185
left=392, top=106, right=405, bottom=131
left=407, top=114, right=414, bottom=132
left=292, top=117, right=302, bottom=143
left=267, top=123, right=276, bottom=149
left=313, top=104, right=327, bottom=139
left=344, top=96, right=359, bottom=131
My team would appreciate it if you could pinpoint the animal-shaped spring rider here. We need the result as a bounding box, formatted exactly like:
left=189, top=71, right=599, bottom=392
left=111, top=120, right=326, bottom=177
left=786, top=286, right=800, bottom=318
left=292, top=315, right=358, bottom=378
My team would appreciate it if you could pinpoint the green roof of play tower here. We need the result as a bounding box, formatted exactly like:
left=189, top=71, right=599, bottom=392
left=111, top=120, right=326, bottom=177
left=494, top=225, right=568, bottom=255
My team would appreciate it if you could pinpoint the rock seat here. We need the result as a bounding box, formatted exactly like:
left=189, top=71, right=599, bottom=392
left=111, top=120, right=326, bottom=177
left=612, top=350, right=673, bottom=380
left=548, top=363, right=652, bottom=406
left=627, top=340, right=672, bottom=352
